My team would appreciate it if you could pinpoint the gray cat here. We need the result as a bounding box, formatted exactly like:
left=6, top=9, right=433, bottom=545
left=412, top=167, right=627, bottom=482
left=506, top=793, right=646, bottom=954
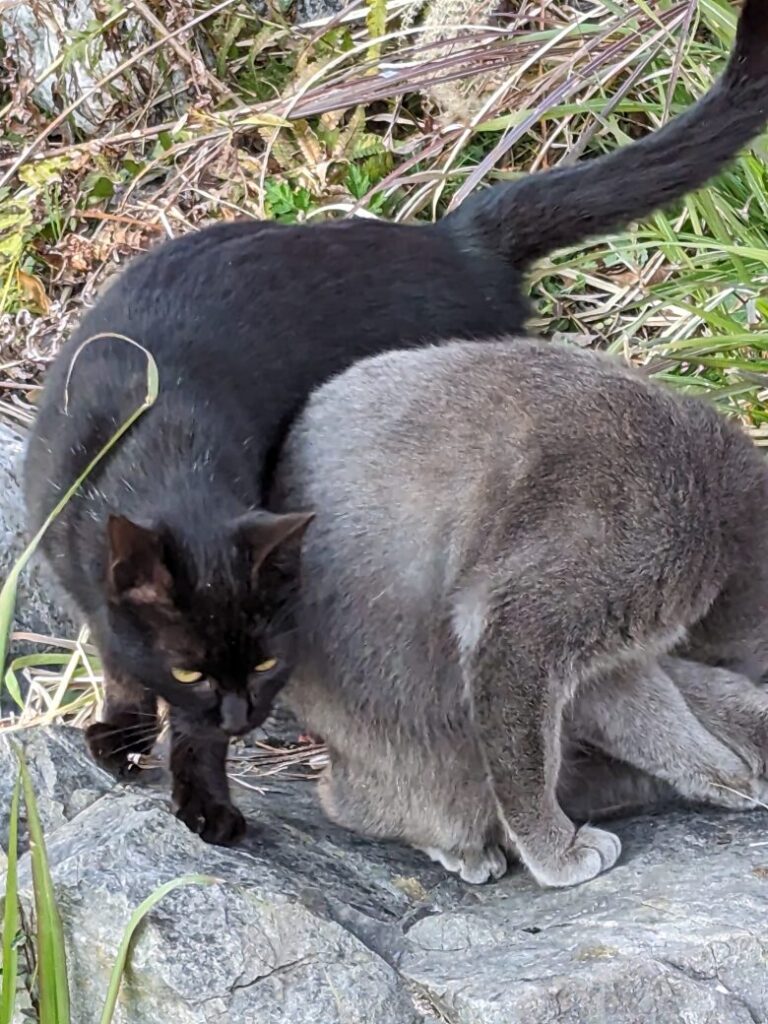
left=272, top=339, right=768, bottom=887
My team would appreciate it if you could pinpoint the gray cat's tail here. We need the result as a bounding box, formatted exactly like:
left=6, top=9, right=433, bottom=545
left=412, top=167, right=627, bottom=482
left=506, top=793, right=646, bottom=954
left=442, top=0, right=768, bottom=268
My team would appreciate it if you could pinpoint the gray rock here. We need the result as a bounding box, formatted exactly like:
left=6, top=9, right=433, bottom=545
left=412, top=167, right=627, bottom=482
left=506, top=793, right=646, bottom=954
left=0, top=726, right=113, bottom=851
left=3, top=727, right=768, bottom=1023
left=0, top=421, right=76, bottom=647
left=0, top=1, right=213, bottom=136
left=49, top=795, right=421, bottom=1024
left=1, top=729, right=427, bottom=1023
left=292, top=0, right=350, bottom=23
left=3, top=0, right=352, bottom=136
left=1, top=1, right=162, bottom=134
left=401, top=810, right=768, bottom=1022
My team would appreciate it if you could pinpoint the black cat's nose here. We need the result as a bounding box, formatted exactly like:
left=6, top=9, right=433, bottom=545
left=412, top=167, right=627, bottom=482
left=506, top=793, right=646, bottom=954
left=220, top=694, right=249, bottom=735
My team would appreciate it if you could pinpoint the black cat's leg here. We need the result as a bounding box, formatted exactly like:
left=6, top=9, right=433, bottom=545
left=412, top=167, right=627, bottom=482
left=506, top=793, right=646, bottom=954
left=169, top=715, right=245, bottom=846
left=86, top=668, right=159, bottom=778
left=569, top=660, right=767, bottom=810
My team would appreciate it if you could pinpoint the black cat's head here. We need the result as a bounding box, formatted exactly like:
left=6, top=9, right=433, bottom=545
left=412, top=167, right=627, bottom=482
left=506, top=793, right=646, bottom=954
left=103, top=509, right=313, bottom=736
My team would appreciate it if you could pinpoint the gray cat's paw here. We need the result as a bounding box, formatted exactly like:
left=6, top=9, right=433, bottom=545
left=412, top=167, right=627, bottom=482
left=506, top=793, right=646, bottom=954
left=459, top=844, right=508, bottom=884
left=524, top=825, right=621, bottom=889
left=419, top=843, right=508, bottom=885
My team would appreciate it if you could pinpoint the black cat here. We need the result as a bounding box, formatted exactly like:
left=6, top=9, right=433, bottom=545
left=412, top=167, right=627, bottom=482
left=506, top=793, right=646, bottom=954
left=24, top=0, right=768, bottom=844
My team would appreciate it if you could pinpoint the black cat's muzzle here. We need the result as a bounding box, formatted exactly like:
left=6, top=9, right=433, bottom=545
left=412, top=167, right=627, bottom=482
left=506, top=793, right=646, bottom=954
left=219, top=693, right=251, bottom=735
left=219, top=677, right=287, bottom=737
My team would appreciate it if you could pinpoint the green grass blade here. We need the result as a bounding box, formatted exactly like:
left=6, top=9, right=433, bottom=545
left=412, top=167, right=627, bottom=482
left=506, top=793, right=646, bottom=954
left=0, top=337, right=159, bottom=690
left=0, top=778, right=21, bottom=1024
left=16, top=746, right=70, bottom=1024
left=3, top=665, right=24, bottom=711
left=0, top=583, right=23, bottom=706
left=99, top=874, right=217, bottom=1024
left=5, top=654, right=74, bottom=672
left=4, top=654, right=76, bottom=711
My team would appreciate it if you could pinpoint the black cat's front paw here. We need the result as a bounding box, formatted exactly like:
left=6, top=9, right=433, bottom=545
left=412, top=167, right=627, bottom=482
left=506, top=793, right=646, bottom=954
left=86, top=719, right=155, bottom=779
left=174, top=790, right=247, bottom=846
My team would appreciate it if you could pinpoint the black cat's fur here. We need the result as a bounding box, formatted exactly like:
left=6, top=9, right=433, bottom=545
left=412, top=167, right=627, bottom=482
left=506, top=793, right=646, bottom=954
left=24, top=0, right=768, bottom=844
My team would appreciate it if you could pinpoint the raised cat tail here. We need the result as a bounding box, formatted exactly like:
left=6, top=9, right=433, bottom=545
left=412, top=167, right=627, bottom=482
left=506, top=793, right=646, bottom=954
left=442, top=0, right=768, bottom=268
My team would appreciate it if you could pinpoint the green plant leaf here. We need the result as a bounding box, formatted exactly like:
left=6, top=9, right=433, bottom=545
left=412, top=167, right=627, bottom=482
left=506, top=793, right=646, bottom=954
left=0, top=778, right=21, bottom=1024
left=16, top=746, right=70, bottom=1024
left=365, top=0, right=386, bottom=63
left=99, top=874, right=218, bottom=1024
left=3, top=666, right=23, bottom=710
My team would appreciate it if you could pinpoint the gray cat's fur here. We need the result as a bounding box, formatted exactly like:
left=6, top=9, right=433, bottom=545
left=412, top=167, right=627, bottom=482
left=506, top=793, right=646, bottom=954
left=273, top=339, right=768, bottom=888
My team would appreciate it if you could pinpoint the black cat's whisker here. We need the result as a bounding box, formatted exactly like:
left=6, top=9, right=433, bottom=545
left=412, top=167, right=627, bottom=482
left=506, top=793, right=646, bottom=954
left=273, top=616, right=300, bottom=639
left=102, top=723, right=160, bottom=742
left=170, top=726, right=199, bottom=745
left=123, top=709, right=160, bottom=718
left=94, top=719, right=161, bottom=737
left=102, top=734, right=161, bottom=759
left=94, top=724, right=161, bottom=747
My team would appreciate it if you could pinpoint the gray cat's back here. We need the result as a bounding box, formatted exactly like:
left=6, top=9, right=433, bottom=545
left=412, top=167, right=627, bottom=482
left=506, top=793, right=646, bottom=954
left=278, top=338, right=741, bottom=553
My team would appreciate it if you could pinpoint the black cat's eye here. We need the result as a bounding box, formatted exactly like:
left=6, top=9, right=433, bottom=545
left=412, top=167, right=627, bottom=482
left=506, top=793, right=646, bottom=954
left=254, top=658, right=278, bottom=672
left=171, top=668, right=203, bottom=684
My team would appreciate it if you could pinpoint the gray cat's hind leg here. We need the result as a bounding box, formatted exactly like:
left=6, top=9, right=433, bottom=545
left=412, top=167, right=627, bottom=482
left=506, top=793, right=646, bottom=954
left=665, top=657, right=768, bottom=783
left=570, top=660, right=768, bottom=810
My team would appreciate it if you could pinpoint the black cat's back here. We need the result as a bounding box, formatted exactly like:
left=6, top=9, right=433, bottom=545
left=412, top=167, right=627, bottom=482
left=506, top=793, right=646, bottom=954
left=74, top=218, right=528, bottom=369
left=25, top=219, right=526, bottom=515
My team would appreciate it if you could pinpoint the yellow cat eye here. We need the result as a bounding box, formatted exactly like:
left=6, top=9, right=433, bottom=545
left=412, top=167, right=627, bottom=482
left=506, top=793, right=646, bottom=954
left=171, top=668, right=203, bottom=684
left=254, top=658, right=278, bottom=673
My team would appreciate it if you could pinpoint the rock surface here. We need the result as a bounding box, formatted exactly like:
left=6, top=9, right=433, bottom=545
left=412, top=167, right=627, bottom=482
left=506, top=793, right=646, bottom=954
left=0, top=421, right=76, bottom=647
left=293, top=0, right=349, bottom=22
left=0, top=725, right=112, bottom=852
left=2, top=726, right=768, bottom=1024
left=2, top=0, right=350, bottom=135
left=2, top=1, right=162, bottom=134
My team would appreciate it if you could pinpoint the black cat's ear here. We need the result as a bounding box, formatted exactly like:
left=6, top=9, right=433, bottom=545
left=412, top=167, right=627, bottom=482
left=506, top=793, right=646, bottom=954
left=106, top=515, right=173, bottom=605
left=233, top=510, right=314, bottom=572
